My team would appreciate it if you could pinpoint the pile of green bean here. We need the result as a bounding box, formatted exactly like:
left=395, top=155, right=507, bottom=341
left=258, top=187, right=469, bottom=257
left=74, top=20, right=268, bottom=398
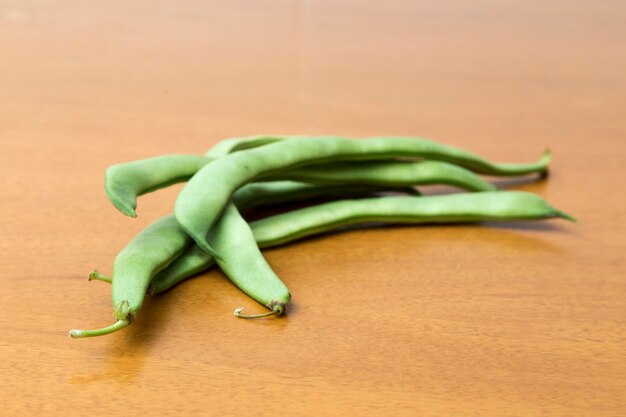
left=69, top=135, right=573, bottom=338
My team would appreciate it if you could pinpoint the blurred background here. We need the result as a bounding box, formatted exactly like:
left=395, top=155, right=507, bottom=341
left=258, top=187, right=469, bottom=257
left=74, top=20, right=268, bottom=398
left=1, top=1, right=625, bottom=416
left=3, top=0, right=624, bottom=152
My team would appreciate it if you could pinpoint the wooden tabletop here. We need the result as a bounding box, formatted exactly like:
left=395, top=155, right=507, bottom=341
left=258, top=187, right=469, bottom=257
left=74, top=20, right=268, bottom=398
left=1, top=1, right=625, bottom=416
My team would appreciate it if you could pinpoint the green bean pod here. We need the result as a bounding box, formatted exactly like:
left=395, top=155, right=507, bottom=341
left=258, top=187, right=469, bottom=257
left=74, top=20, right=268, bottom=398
left=250, top=191, right=573, bottom=246
left=157, top=182, right=418, bottom=315
left=69, top=215, right=192, bottom=338
left=148, top=182, right=418, bottom=294
left=81, top=182, right=417, bottom=334
left=105, top=136, right=281, bottom=217
left=269, top=160, right=497, bottom=192
left=105, top=155, right=209, bottom=217
left=151, top=191, right=573, bottom=305
left=209, top=203, right=290, bottom=317
left=175, top=136, right=551, bottom=256
left=106, top=152, right=491, bottom=218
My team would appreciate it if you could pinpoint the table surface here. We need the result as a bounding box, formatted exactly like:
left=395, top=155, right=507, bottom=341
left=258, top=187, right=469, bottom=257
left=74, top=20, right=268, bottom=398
left=1, top=1, right=625, bottom=416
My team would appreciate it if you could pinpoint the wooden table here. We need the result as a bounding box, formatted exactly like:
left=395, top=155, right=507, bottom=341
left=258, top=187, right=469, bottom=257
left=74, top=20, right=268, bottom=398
left=1, top=1, right=624, bottom=415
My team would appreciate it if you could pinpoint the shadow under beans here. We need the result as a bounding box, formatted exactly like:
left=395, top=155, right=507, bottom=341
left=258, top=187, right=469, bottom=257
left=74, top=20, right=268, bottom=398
left=488, top=173, right=549, bottom=190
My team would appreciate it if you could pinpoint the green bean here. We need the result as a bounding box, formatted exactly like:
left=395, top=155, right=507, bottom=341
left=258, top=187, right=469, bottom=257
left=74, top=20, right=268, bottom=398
left=147, top=182, right=416, bottom=295
left=250, top=191, right=574, bottom=247
left=267, top=160, right=497, bottom=192
left=69, top=215, right=192, bottom=338
left=209, top=203, right=290, bottom=317
left=106, top=151, right=487, bottom=218
left=83, top=182, right=416, bottom=331
left=105, top=154, right=209, bottom=217
left=97, top=142, right=438, bottom=331
left=151, top=191, right=572, bottom=311
left=175, top=136, right=551, bottom=256
left=105, top=136, right=282, bottom=217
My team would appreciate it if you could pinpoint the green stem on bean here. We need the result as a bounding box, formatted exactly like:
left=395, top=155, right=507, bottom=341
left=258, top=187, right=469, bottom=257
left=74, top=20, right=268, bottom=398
left=234, top=304, right=283, bottom=319
left=88, top=270, right=111, bottom=283
left=68, top=319, right=129, bottom=338
left=234, top=300, right=285, bottom=319
left=68, top=301, right=132, bottom=338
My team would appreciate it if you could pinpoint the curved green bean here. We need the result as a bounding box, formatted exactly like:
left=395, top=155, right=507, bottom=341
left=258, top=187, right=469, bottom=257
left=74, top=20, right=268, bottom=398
left=175, top=136, right=551, bottom=256
left=148, top=182, right=418, bottom=294
left=151, top=191, right=572, bottom=303
left=69, top=215, right=192, bottom=337
left=106, top=151, right=490, bottom=219
left=105, top=154, right=209, bottom=217
left=209, top=203, right=290, bottom=317
left=105, top=136, right=282, bottom=217
left=83, top=182, right=417, bottom=330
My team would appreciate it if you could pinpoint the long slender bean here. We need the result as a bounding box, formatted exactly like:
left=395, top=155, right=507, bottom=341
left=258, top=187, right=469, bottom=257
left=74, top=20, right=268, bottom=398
left=106, top=153, right=491, bottom=218
left=148, top=182, right=418, bottom=294
left=268, top=160, right=497, bottom=192
left=250, top=191, right=573, bottom=246
left=174, top=136, right=550, bottom=256
left=151, top=191, right=572, bottom=313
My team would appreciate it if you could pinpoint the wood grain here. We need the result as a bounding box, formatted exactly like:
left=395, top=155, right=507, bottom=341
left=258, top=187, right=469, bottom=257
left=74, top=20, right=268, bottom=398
left=1, top=1, right=625, bottom=416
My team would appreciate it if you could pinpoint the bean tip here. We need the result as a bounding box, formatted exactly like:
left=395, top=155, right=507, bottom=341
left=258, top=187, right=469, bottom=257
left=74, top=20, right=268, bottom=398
left=108, top=194, right=138, bottom=218
left=198, top=241, right=223, bottom=262
left=556, top=210, right=577, bottom=223
left=68, top=329, right=83, bottom=338
left=120, top=206, right=138, bottom=218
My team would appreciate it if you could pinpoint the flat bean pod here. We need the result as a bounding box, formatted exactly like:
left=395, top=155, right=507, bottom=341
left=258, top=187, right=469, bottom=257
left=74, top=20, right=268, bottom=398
left=174, top=136, right=551, bottom=256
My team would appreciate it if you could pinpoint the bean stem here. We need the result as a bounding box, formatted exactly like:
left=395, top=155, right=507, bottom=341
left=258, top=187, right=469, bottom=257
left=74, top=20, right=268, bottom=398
left=234, top=303, right=284, bottom=319
left=68, top=319, right=129, bottom=338
left=88, top=270, right=112, bottom=283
